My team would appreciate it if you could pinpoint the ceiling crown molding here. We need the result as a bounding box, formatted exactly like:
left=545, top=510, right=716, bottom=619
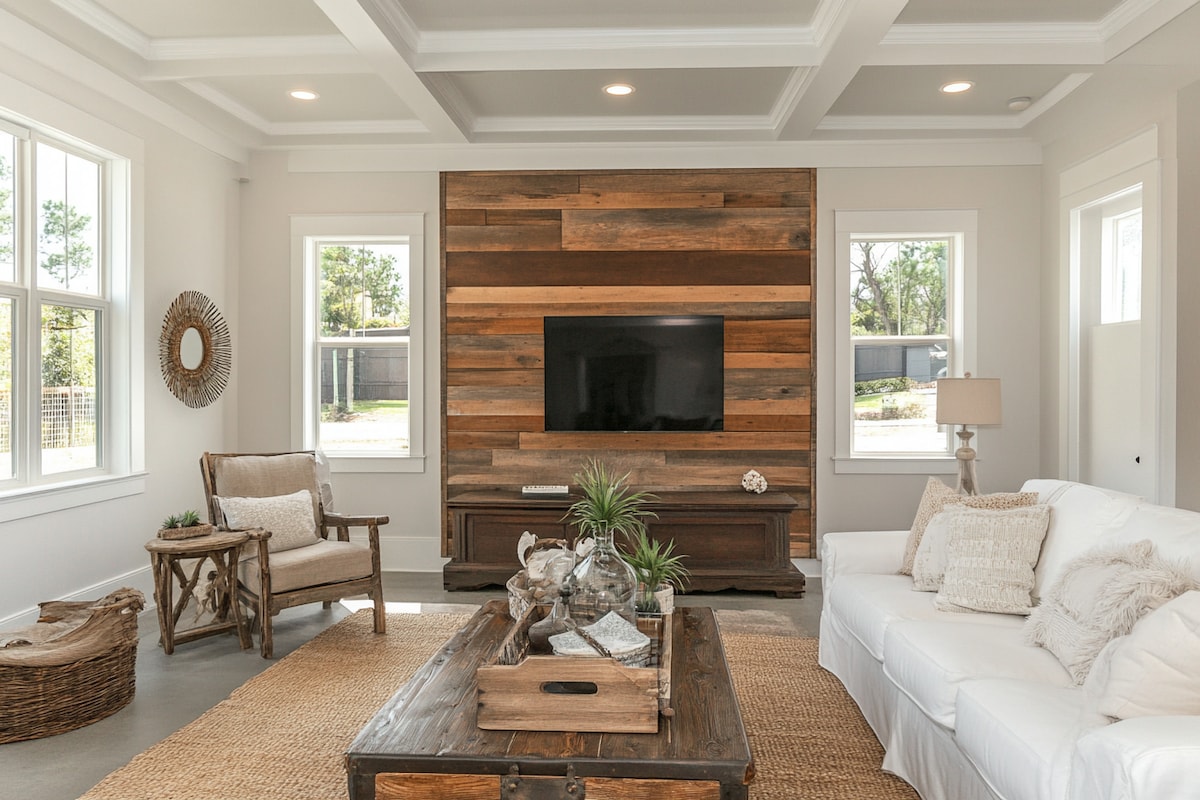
left=149, top=35, right=357, bottom=61
left=50, top=0, right=152, bottom=58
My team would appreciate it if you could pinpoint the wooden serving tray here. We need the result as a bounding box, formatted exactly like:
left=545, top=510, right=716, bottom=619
left=475, top=603, right=673, bottom=733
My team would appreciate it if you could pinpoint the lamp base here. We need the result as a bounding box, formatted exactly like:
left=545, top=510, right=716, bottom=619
left=955, top=427, right=980, bottom=496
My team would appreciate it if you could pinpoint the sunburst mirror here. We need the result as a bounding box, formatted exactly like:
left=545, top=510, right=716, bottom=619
left=158, top=291, right=231, bottom=408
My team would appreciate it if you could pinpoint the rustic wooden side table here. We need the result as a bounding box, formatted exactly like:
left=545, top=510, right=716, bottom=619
left=144, top=530, right=252, bottom=654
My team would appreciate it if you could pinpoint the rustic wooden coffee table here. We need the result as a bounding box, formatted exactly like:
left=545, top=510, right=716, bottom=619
left=345, top=600, right=754, bottom=800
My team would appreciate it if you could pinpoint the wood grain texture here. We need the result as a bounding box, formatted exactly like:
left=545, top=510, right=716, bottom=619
left=441, top=169, right=815, bottom=561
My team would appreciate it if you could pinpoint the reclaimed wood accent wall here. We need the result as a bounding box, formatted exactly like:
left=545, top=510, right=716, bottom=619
left=441, top=169, right=816, bottom=557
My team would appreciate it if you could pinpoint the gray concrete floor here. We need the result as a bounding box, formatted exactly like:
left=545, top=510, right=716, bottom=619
left=0, top=571, right=821, bottom=800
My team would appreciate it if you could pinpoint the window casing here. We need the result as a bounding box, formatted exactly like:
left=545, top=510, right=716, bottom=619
left=291, top=215, right=425, bottom=473
left=0, top=112, right=137, bottom=505
left=834, top=210, right=978, bottom=474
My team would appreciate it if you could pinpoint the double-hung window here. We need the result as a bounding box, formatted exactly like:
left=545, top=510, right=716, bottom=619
left=834, top=210, right=977, bottom=472
left=0, top=113, right=135, bottom=500
left=292, top=214, right=424, bottom=472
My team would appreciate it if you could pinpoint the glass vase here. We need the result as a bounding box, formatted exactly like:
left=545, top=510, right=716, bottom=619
left=565, top=528, right=638, bottom=627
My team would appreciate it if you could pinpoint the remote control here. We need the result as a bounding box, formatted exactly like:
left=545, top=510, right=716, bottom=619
left=521, top=484, right=570, bottom=498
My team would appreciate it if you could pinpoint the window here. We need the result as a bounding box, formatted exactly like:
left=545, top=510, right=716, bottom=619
left=1098, top=189, right=1142, bottom=324
left=292, top=215, right=424, bottom=472
left=0, top=114, right=136, bottom=500
left=834, top=210, right=977, bottom=473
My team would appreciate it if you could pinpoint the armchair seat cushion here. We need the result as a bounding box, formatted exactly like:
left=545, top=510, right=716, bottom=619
left=240, top=539, right=373, bottom=595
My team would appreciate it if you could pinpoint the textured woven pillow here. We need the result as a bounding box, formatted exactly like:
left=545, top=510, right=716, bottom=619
left=911, top=511, right=954, bottom=591
left=900, top=477, right=1039, bottom=575
left=1083, top=591, right=1200, bottom=719
left=220, top=489, right=320, bottom=553
left=933, top=505, right=1052, bottom=614
left=1025, top=539, right=1198, bottom=684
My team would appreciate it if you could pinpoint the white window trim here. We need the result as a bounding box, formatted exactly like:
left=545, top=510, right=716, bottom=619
left=0, top=90, right=145, bottom=520
left=832, top=209, right=979, bottom=475
left=289, top=214, right=425, bottom=474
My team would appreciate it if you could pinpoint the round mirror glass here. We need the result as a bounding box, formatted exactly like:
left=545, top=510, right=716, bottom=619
left=179, top=326, right=204, bottom=370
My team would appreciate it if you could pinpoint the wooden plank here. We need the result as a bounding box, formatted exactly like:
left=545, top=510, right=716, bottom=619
left=445, top=224, right=562, bottom=252
left=376, top=773, right=495, bottom=800
left=446, top=465, right=809, bottom=490
left=446, top=285, right=809, bottom=305
left=444, top=209, right=485, bottom=226
left=446, top=432, right=521, bottom=450
left=446, top=368, right=542, bottom=387
left=724, top=397, right=811, bottom=415
left=445, top=317, right=543, bottom=335
left=579, top=169, right=810, bottom=194
left=447, top=398, right=541, bottom=417
left=518, top=431, right=809, bottom=450
left=562, top=208, right=810, bottom=251
left=444, top=172, right=580, bottom=206
left=446, top=415, right=544, bottom=431
left=723, top=191, right=812, bottom=208
left=447, top=301, right=808, bottom=319
left=485, top=208, right=561, bottom=225
left=665, top=449, right=810, bottom=468
left=453, top=191, right=726, bottom=210
left=587, top=778, right=723, bottom=799
left=725, top=318, right=810, bottom=351
left=725, top=352, right=810, bottom=369
left=723, top=414, right=812, bottom=432
left=445, top=250, right=808, bottom=288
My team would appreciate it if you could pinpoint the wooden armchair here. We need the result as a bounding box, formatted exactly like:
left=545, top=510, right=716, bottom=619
left=200, top=451, right=387, bottom=658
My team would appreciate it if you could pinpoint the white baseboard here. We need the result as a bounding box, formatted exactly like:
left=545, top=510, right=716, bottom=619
left=0, top=565, right=156, bottom=630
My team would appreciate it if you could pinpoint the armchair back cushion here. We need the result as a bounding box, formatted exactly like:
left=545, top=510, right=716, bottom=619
left=210, top=453, right=322, bottom=521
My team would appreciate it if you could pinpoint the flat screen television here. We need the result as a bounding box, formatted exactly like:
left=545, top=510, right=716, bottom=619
left=543, top=314, right=724, bottom=432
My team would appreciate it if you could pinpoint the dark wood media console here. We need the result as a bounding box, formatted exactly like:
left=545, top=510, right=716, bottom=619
left=444, top=491, right=805, bottom=597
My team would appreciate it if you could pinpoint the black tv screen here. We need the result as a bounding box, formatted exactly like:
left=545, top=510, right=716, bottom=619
left=543, top=315, right=724, bottom=432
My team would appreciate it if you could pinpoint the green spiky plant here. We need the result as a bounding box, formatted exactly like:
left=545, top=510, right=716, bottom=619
left=624, top=529, right=690, bottom=613
left=562, top=459, right=658, bottom=545
left=161, top=510, right=203, bottom=529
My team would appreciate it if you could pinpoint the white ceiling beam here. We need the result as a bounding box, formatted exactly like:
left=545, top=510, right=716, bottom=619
left=144, top=55, right=370, bottom=82
left=1103, top=0, right=1200, bottom=59
left=873, top=24, right=1105, bottom=66
left=312, top=0, right=467, bottom=142
left=414, top=27, right=819, bottom=72
left=774, top=0, right=908, bottom=140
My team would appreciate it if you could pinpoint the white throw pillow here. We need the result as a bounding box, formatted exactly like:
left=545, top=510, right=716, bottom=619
left=1083, top=591, right=1200, bottom=719
left=900, top=477, right=1039, bottom=576
left=933, top=505, right=1052, bottom=615
left=219, top=489, right=320, bottom=553
left=1025, top=540, right=1198, bottom=684
left=911, top=510, right=954, bottom=591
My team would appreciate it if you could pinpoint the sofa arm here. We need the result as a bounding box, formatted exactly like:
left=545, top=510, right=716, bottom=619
left=1070, top=716, right=1200, bottom=800
left=820, top=530, right=908, bottom=587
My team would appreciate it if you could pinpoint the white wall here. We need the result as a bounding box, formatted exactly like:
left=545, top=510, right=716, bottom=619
left=1177, top=80, right=1200, bottom=511
left=814, top=166, right=1044, bottom=539
left=0, top=59, right=241, bottom=624
left=236, top=153, right=444, bottom=572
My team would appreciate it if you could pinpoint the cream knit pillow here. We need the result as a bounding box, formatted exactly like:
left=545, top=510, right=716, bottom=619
left=900, top=477, right=1039, bottom=575
left=933, top=505, right=1052, bottom=615
left=1025, top=540, right=1198, bottom=684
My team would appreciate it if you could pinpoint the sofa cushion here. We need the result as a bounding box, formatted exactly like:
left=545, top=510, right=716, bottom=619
left=1100, top=502, right=1200, bottom=583
left=220, top=489, right=320, bottom=553
left=883, top=619, right=1066, bottom=729
left=1083, top=590, right=1200, bottom=719
left=900, top=477, right=1037, bottom=575
left=239, top=538, right=372, bottom=594
left=934, top=504, right=1051, bottom=615
left=955, top=678, right=1109, bottom=800
left=1019, top=479, right=1141, bottom=602
left=1025, top=539, right=1198, bottom=684
left=825, top=573, right=1019, bottom=662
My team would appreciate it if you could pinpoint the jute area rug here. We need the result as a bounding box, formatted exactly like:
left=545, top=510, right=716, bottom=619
left=79, top=610, right=917, bottom=800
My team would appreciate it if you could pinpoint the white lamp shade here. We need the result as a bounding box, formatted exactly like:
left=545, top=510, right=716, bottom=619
left=936, top=377, right=1001, bottom=426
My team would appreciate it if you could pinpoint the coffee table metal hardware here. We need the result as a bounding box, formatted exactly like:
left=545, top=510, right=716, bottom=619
left=501, top=764, right=584, bottom=799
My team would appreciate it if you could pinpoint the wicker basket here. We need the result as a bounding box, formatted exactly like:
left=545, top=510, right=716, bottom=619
left=0, top=588, right=144, bottom=744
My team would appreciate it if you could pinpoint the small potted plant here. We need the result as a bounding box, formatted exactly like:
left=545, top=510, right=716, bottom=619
left=561, top=459, right=658, bottom=624
left=624, top=529, right=690, bottom=614
left=157, top=509, right=214, bottom=540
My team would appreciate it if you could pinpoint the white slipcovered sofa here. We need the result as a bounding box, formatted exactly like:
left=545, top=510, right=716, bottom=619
left=819, top=478, right=1200, bottom=800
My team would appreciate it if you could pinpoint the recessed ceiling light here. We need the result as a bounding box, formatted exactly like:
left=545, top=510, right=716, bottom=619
left=603, top=83, right=635, bottom=97
left=288, top=90, right=319, bottom=101
left=940, top=81, right=974, bottom=94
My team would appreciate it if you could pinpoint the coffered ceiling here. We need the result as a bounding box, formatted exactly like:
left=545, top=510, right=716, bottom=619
left=4, top=0, right=1200, bottom=151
